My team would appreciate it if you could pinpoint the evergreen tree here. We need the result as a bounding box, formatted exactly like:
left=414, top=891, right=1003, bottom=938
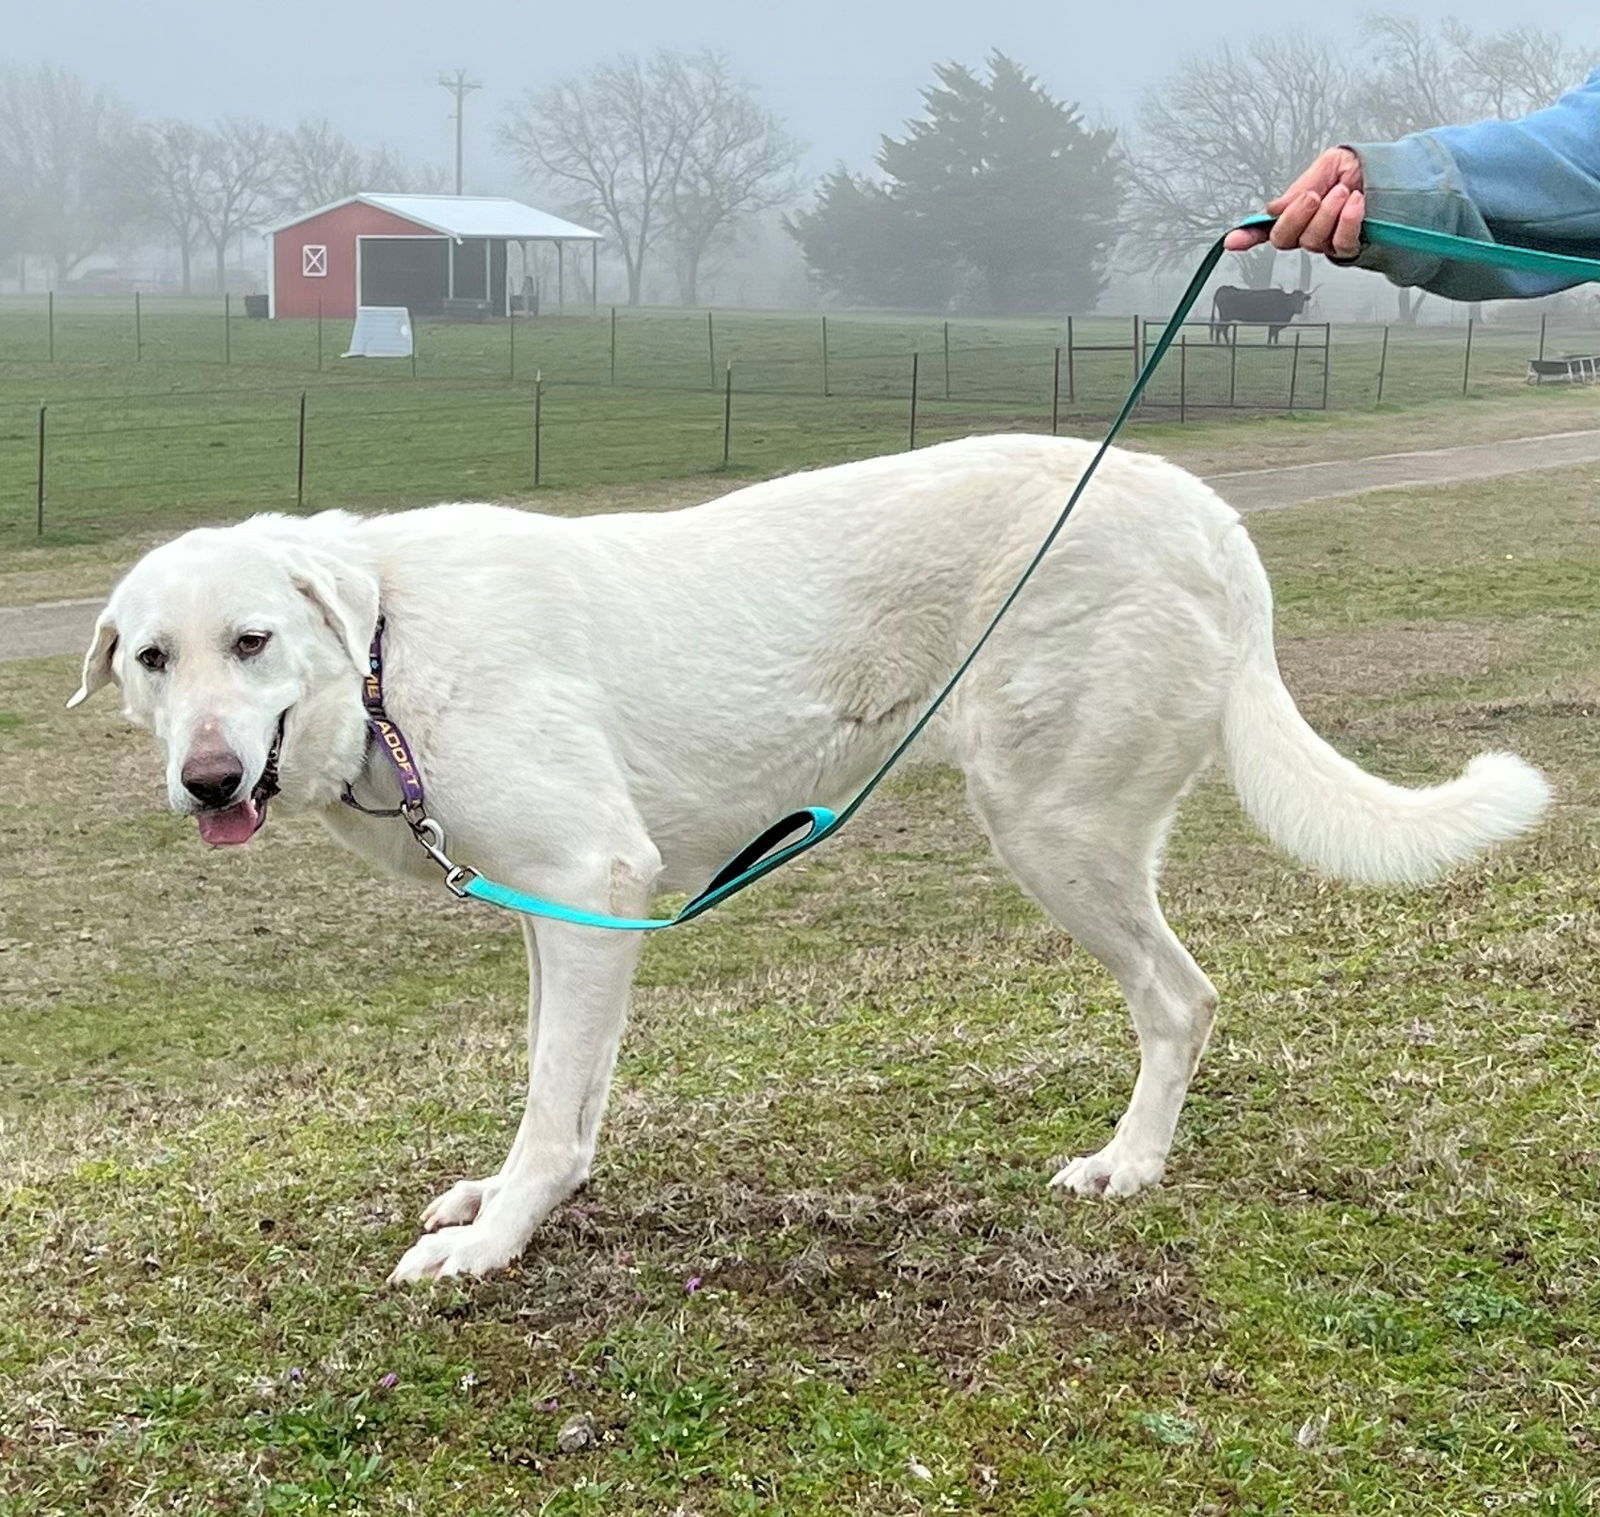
left=787, top=54, right=1123, bottom=314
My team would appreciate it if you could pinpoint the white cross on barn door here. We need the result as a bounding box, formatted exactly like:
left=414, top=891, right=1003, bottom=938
left=303, top=245, right=328, bottom=277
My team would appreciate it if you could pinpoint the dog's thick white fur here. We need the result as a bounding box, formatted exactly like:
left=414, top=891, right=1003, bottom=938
left=71, top=434, right=1550, bottom=1281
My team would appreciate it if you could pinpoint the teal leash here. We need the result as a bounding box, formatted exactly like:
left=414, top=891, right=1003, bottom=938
left=387, top=215, right=1599, bottom=931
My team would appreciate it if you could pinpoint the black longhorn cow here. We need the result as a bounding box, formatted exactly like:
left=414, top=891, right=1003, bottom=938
left=1210, top=286, right=1314, bottom=344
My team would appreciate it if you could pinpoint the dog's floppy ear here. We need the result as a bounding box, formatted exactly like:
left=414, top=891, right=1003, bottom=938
left=66, top=606, right=118, bottom=709
left=285, top=548, right=379, bottom=678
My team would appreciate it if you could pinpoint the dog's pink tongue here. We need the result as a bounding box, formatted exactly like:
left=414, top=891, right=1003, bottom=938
left=197, top=800, right=260, bottom=846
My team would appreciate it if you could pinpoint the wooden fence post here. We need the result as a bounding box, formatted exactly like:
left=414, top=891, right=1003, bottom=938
left=35, top=405, right=46, bottom=537
left=533, top=372, right=543, bottom=487
left=908, top=353, right=919, bottom=450
left=296, top=391, right=307, bottom=508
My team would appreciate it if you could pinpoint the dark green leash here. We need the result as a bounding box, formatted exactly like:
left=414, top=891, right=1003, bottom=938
left=367, top=215, right=1600, bottom=930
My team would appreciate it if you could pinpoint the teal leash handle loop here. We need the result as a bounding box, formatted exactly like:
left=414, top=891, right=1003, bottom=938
left=456, top=214, right=1600, bottom=932
left=458, top=805, right=839, bottom=931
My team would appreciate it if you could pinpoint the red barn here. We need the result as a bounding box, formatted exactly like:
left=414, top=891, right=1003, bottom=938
left=265, top=194, right=603, bottom=320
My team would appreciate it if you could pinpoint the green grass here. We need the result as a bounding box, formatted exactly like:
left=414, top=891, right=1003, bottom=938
left=3, top=294, right=1596, bottom=548
left=4, top=463, right=1600, bottom=1513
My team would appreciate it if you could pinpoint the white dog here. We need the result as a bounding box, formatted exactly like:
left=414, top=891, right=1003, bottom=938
left=70, top=434, right=1549, bottom=1282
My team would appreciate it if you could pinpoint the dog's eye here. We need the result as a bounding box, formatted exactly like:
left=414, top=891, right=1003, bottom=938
left=234, top=632, right=271, bottom=659
left=136, top=646, right=167, bottom=672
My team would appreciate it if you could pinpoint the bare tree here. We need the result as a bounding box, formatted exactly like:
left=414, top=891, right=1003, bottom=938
left=0, top=64, right=139, bottom=285
left=362, top=145, right=450, bottom=195
left=1358, top=17, right=1596, bottom=136
left=1354, top=16, right=1466, bottom=138
left=137, top=121, right=209, bottom=294
left=193, top=118, right=281, bottom=295
left=501, top=53, right=687, bottom=304
left=502, top=50, right=796, bottom=305
left=659, top=54, right=800, bottom=306
left=1444, top=21, right=1597, bottom=120
left=278, top=118, right=365, bottom=211
left=275, top=120, right=449, bottom=212
left=1356, top=16, right=1599, bottom=319
left=1127, top=36, right=1359, bottom=289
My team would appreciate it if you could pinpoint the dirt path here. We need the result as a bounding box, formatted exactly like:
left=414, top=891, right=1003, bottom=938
left=1204, top=425, right=1600, bottom=512
left=0, top=597, right=104, bottom=668
left=6, top=425, right=1600, bottom=668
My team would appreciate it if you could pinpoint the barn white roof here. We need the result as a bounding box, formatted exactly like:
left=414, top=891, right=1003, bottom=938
left=268, top=194, right=603, bottom=242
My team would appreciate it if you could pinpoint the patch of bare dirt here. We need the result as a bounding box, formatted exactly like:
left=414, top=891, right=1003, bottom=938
left=1278, top=619, right=1546, bottom=704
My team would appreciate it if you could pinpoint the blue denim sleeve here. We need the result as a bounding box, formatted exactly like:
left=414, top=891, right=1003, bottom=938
left=1345, top=68, right=1600, bottom=300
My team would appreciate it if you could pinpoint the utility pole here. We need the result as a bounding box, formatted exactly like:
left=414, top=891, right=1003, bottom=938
left=438, top=69, right=482, bottom=195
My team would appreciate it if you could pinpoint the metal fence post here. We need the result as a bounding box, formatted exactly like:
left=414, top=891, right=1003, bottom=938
left=1228, top=331, right=1239, bottom=407
left=1376, top=325, right=1390, bottom=403
left=1320, top=323, right=1331, bottom=409
left=1462, top=318, right=1474, bottom=395
left=135, top=290, right=142, bottom=361
left=36, top=404, right=46, bottom=538
left=1288, top=331, right=1302, bottom=409
left=943, top=320, right=951, bottom=400
left=1132, top=315, right=1140, bottom=384
left=48, top=292, right=54, bottom=362
left=1066, top=315, right=1076, bottom=403
left=1179, top=335, right=1188, bottom=424
left=722, top=361, right=733, bottom=466
left=317, top=299, right=324, bottom=371
left=707, top=310, right=716, bottom=390
left=1052, top=346, right=1061, bottom=435
left=1538, top=311, right=1548, bottom=362
left=224, top=292, right=231, bottom=364
left=296, top=390, right=307, bottom=509
left=908, top=352, right=919, bottom=450
left=508, top=308, right=516, bottom=380
left=821, top=315, right=829, bottom=396
left=610, top=306, right=617, bottom=385
left=533, top=371, right=543, bottom=487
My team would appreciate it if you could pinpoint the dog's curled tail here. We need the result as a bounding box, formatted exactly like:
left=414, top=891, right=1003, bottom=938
left=1218, top=523, right=1550, bottom=886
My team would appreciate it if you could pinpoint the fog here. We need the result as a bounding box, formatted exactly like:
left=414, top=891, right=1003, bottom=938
left=16, top=0, right=1598, bottom=177
left=6, top=0, right=1599, bottom=315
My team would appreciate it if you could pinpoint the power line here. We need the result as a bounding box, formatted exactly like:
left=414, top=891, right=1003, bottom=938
left=438, top=69, right=482, bottom=196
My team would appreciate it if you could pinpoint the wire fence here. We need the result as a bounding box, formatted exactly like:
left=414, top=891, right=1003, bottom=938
left=3, top=293, right=1597, bottom=546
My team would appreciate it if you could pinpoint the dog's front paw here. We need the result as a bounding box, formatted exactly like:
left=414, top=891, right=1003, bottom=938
left=388, top=1223, right=521, bottom=1284
left=420, top=1176, right=502, bottom=1232
left=1050, top=1142, right=1166, bottom=1198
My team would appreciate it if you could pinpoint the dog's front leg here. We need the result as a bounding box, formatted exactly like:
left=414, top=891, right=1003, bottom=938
left=416, top=919, right=544, bottom=1235
left=389, top=856, right=655, bottom=1284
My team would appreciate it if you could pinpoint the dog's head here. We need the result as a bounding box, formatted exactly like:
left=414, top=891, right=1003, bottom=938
left=68, top=519, right=376, bottom=845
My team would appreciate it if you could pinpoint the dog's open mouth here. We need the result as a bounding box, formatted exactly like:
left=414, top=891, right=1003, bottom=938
left=196, top=799, right=265, bottom=846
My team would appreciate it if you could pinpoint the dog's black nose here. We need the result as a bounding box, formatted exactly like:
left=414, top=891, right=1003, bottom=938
left=182, top=753, right=245, bottom=808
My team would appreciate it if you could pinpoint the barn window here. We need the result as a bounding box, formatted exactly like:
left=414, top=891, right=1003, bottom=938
left=302, top=245, right=328, bottom=277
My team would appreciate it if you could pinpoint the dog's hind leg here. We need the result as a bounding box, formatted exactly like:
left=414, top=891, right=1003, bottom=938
left=390, top=849, right=658, bottom=1283
left=964, top=721, right=1218, bottom=1199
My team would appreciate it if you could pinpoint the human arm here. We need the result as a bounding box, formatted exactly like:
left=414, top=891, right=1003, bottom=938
left=1224, top=69, right=1600, bottom=300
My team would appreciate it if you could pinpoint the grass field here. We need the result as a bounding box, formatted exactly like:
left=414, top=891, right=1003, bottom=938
left=3, top=293, right=1598, bottom=549
left=3, top=460, right=1599, bottom=1513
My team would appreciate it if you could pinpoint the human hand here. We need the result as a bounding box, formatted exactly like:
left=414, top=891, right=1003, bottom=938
left=1224, top=147, right=1365, bottom=257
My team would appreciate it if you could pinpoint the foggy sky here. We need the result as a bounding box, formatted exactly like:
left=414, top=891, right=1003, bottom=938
left=15, top=0, right=1600, bottom=196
